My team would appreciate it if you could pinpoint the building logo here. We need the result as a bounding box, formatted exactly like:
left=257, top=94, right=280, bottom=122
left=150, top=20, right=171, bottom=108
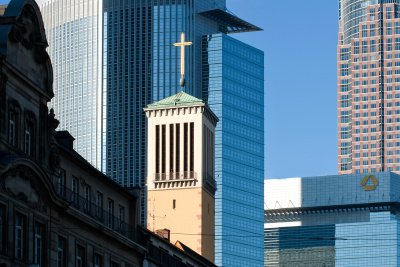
left=361, top=175, right=378, bottom=191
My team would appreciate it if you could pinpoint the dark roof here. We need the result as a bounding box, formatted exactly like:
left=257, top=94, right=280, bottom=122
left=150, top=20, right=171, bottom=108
left=55, top=132, right=139, bottom=200
left=198, top=9, right=262, bottom=33
left=176, top=241, right=217, bottom=267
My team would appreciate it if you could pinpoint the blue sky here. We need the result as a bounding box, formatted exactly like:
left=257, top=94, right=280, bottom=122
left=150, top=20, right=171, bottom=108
left=227, top=0, right=339, bottom=179
left=0, top=0, right=339, bottom=179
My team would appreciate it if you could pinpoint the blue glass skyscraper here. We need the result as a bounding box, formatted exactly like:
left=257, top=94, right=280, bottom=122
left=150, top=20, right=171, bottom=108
left=203, top=33, right=264, bottom=267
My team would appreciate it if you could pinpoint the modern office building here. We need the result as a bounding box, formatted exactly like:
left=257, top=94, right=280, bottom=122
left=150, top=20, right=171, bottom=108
left=36, top=0, right=105, bottom=171
left=202, top=33, right=265, bottom=267
left=265, top=172, right=400, bottom=266
left=37, top=0, right=264, bottom=265
left=338, top=0, right=400, bottom=174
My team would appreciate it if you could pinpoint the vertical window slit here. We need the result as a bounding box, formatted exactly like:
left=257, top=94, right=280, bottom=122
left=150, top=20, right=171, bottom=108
left=170, top=124, right=174, bottom=176
left=176, top=124, right=180, bottom=176
left=190, top=122, right=194, bottom=172
left=156, top=125, right=160, bottom=175
left=162, top=125, right=166, bottom=176
left=184, top=123, right=188, bottom=176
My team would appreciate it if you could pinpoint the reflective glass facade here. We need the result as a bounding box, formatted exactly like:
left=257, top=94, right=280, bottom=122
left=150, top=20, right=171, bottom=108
left=265, top=172, right=400, bottom=266
left=203, top=33, right=264, bottom=267
left=37, top=0, right=104, bottom=170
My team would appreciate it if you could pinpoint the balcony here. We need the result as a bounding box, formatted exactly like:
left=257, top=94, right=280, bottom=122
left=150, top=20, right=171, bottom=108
left=153, top=172, right=197, bottom=188
left=154, top=171, right=197, bottom=181
left=53, top=182, right=145, bottom=245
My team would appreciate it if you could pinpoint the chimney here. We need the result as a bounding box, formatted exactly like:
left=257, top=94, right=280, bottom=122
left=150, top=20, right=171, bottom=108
left=155, top=229, right=170, bottom=242
left=55, top=131, right=75, bottom=150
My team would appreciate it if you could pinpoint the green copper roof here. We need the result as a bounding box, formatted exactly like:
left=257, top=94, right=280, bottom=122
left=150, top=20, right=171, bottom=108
left=148, top=91, right=204, bottom=107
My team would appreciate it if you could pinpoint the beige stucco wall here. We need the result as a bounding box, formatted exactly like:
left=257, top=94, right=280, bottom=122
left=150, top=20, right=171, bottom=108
left=147, top=187, right=214, bottom=262
left=201, top=189, right=215, bottom=262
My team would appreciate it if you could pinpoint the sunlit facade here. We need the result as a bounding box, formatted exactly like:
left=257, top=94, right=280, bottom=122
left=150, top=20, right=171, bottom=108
left=338, top=0, right=400, bottom=174
left=203, top=33, right=264, bottom=267
left=265, top=172, right=400, bottom=266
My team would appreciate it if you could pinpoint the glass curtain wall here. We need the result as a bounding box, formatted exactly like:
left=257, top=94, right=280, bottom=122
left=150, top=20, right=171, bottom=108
left=37, top=0, right=104, bottom=171
left=203, top=33, right=265, bottom=267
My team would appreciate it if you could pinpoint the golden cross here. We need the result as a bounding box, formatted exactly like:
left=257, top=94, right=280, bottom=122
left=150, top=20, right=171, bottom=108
left=173, top=32, right=192, bottom=79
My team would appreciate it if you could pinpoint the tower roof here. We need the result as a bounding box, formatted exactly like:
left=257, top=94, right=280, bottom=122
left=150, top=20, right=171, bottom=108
left=198, top=8, right=262, bottom=33
left=148, top=91, right=204, bottom=108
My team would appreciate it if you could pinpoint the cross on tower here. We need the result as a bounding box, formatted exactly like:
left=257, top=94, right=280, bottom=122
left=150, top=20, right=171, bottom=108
left=173, top=32, right=192, bottom=90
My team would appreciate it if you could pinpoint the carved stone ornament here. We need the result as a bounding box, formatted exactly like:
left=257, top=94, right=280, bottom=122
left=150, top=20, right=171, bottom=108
left=47, top=108, right=60, bottom=170
left=9, top=6, right=34, bottom=49
left=1, top=166, right=42, bottom=209
left=9, top=24, right=25, bottom=43
left=48, top=108, right=59, bottom=146
left=8, top=5, right=49, bottom=64
left=49, top=146, right=61, bottom=171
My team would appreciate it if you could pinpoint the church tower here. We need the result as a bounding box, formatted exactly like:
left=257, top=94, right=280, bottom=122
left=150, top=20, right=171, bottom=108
left=144, top=91, right=218, bottom=262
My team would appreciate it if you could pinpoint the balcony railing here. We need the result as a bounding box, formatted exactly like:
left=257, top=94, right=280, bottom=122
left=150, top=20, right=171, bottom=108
left=154, top=171, right=197, bottom=182
left=54, top=182, right=145, bottom=245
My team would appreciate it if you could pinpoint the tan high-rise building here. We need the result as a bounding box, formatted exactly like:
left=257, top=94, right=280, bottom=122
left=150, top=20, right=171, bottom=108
left=144, top=91, right=218, bottom=262
left=338, top=1, right=400, bottom=174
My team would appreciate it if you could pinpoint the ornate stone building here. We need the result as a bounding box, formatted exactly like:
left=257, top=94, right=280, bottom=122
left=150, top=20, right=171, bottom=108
left=0, top=1, right=216, bottom=266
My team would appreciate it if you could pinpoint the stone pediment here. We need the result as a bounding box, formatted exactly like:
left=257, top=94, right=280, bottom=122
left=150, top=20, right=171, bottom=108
left=0, top=0, right=53, bottom=99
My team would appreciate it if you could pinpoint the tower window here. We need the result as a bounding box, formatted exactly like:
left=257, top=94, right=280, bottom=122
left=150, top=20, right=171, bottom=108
left=173, top=199, right=176, bottom=209
left=176, top=124, right=180, bottom=175
left=190, top=122, right=194, bottom=172
left=162, top=125, right=166, bottom=175
left=170, top=124, right=174, bottom=175
left=184, top=123, right=188, bottom=175
left=156, top=125, right=160, bottom=175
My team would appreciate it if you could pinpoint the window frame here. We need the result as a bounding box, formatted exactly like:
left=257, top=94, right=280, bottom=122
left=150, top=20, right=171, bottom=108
left=34, top=222, right=45, bottom=266
left=57, top=236, right=67, bottom=267
left=14, top=213, right=26, bottom=260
